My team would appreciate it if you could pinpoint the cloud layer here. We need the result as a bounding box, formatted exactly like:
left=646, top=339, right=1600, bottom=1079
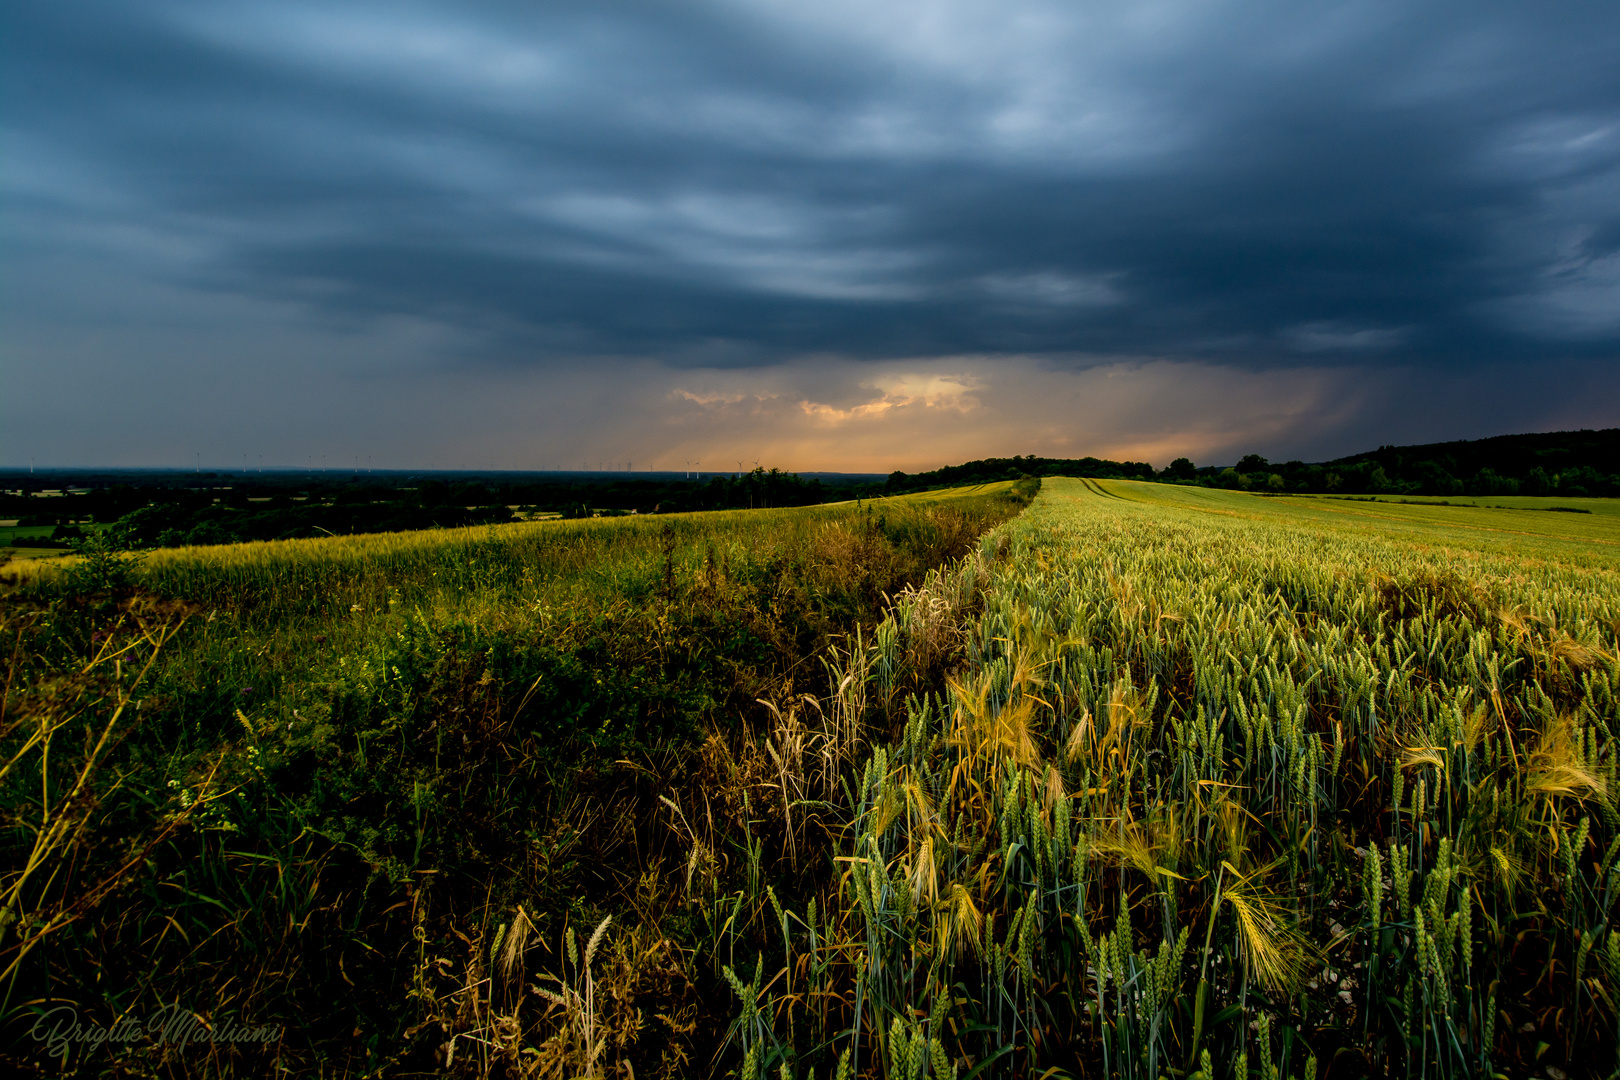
left=4, top=0, right=1618, bottom=468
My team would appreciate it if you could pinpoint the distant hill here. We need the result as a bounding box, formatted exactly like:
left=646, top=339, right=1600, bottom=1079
left=882, top=429, right=1620, bottom=498
left=1330, top=428, right=1619, bottom=480
left=1221, top=428, right=1620, bottom=497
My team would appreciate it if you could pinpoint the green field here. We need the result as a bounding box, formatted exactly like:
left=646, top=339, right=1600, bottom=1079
left=2, top=476, right=1617, bottom=1078
left=1301, top=492, right=1620, bottom=517
left=1276, top=490, right=1620, bottom=547
left=827, top=478, right=1618, bottom=1078
left=0, top=524, right=76, bottom=560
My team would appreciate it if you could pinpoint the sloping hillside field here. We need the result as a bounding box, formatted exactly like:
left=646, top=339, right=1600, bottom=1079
left=4, top=476, right=1618, bottom=1077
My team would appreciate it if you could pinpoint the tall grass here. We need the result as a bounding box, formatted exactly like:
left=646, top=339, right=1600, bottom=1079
left=0, top=485, right=1029, bottom=1076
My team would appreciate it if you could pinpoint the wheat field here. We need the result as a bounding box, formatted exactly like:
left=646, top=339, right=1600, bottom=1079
left=683, top=476, right=1620, bottom=1078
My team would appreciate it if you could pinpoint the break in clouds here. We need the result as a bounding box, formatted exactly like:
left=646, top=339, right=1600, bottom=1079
left=3, top=0, right=1619, bottom=469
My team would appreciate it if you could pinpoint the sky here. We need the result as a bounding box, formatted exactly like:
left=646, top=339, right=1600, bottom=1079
left=4, top=0, right=1618, bottom=472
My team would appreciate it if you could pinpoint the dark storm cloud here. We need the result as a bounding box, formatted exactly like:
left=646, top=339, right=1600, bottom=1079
left=6, top=0, right=1620, bottom=368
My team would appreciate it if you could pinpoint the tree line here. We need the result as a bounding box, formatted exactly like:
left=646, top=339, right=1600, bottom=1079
left=883, top=428, right=1620, bottom=498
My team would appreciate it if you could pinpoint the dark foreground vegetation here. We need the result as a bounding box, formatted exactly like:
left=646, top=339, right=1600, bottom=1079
left=0, top=483, right=1032, bottom=1076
